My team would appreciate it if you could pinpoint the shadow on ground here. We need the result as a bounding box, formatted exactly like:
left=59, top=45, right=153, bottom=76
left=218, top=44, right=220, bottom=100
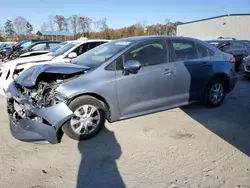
left=181, top=78, right=250, bottom=157
left=76, top=126, right=125, bottom=188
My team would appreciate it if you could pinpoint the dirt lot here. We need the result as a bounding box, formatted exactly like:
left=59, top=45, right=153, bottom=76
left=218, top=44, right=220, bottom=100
left=0, top=77, right=249, bottom=188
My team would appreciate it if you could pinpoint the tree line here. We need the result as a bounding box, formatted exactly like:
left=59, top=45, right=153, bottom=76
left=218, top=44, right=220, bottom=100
left=0, top=15, right=182, bottom=41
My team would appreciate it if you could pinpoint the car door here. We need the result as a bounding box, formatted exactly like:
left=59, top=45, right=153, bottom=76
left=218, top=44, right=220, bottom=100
left=168, top=39, right=213, bottom=104
left=115, top=39, right=176, bottom=118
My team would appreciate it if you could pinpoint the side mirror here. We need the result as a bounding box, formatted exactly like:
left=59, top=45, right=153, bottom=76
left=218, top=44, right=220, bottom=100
left=123, top=60, right=141, bottom=73
left=68, top=52, right=77, bottom=59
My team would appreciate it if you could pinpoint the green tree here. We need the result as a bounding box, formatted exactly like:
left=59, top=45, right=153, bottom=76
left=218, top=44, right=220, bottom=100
left=4, top=20, right=15, bottom=37
left=26, top=22, right=33, bottom=34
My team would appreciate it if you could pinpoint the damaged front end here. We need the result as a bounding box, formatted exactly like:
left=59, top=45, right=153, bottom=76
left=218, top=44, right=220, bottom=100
left=7, top=63, right=89, bottom=144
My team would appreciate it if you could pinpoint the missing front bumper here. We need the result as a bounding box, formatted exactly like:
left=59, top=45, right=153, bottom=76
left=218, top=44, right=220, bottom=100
left=7, top=82, right=74, bottom=144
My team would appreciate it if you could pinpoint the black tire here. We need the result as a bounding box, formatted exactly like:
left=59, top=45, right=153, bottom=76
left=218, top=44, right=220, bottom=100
left=204, top=78, right=226, bottom=108
left=62, top=95, right=106, bottom=141
left=243, top=75, right=250, bottom=80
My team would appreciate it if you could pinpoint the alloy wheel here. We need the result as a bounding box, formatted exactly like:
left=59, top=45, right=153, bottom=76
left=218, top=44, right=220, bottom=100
left=70, top=104, right=100, bottom=135
left=209, top=83, right=224, bottom=105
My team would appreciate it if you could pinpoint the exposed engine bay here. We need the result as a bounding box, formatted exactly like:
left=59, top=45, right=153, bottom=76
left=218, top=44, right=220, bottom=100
left=15, top=72, right=83, bottom=108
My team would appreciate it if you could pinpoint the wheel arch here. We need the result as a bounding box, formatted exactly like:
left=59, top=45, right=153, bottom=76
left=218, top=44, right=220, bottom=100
left=66, top=92, right=112, bottom=122
left=207, top=73, right=230, bottom=93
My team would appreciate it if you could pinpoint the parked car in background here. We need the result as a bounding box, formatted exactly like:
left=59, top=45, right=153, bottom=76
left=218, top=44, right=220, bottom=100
left=18, top=40, right=61, bottom=57
left=241, top=55, right=250, bottom=79
left=0, top=42, right=16, bottom=59
left=0, top=39, right=109, bottom=96
left=205, top=39, right=250, bottom=72
left=1, top=39, right=48, bottom=61
left=6, top=36, right=237, bottom=144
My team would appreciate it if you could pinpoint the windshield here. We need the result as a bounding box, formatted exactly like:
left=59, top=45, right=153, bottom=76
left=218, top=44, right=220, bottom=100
left=49, top=42, right=68, bottom=52
left=72, top=40, right=134, bottom=67
left=51, top=42, right=79, bottom=57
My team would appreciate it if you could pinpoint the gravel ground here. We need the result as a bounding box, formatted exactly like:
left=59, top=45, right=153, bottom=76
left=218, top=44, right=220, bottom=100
left=0, top=77, right=249, bottom=188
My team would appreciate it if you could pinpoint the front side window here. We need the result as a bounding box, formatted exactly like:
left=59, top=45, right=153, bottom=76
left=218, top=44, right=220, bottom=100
left=124, top=40, right=167, bottom=67
left=171, top=40, right=198, bottom=61
left=30, top=43, right=47, bottom=51
left=72, top=40, right=133, bottom=68
left=72, top=43, right=89, bottom=56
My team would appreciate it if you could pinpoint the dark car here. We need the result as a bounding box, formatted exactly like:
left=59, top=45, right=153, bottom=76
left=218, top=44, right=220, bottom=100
left=1, top=39, right=48, bottom=61
left=205, top=39, right=250, bottom=72
left=6, top=36, right=237, bottom=144
left=241, top=55, right=250, bottom=79
left=18, top=40, right=61, bottom=57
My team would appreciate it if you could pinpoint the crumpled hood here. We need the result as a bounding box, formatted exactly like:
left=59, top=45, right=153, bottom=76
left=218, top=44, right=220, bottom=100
left=15, top=63, right=90, bottom=88
left=19, top=50, right=49, bottom=57
left=4, top=54, right=54, bottom=66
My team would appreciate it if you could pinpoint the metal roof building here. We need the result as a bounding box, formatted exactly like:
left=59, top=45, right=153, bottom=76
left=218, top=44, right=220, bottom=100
left=177, top=14, right=250, bottom=40
left=36, top=30, right=73, bottom=41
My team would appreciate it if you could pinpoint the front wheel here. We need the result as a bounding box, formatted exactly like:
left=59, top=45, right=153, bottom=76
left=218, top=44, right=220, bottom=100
left=62, top=96, right=106, bottom=141
left=204, top=79, right=226, bottom=108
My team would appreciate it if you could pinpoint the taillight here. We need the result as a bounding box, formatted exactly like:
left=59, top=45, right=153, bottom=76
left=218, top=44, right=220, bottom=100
left=229, top=57, right=236, bottom=63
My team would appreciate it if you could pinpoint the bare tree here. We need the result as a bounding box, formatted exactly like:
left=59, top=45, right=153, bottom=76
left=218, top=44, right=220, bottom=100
left=48, top=15, right=55, bottom=31
left=93, top=20, right=101, bottom=31
left=77, top=16, right=93, bottom=34
left=78, top=16, right=86, bottom=33
left=63, top=18, right=69, bottom=32
left=41, top=22, right=48, bottom=31
left=54, top=15, right=65, bottom=31
left=13, top=16, right=28, bottom=35
left=69, top=15, right=78, bottom=36
left=25, top=22, right=33, bottom=34
left=99, top=18, right=108, bottom=31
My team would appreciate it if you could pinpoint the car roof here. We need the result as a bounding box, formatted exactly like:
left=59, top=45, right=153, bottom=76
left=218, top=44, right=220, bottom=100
left=80, top=39, right=110, bottom=42
left=115, top=35, right=205, bottom=43
left=75, top=39, right=111, bottom=45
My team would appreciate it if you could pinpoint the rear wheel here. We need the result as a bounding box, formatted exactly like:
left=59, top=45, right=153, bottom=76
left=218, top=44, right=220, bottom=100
left=243, top=75, right=250, bottom=80
left=62, top=95, right=106, bottom=141
left=204, top=79, right=226, bottom=108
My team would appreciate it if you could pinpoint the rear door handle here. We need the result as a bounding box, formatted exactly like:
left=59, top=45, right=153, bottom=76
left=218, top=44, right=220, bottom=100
left=162, top=69, right=173, bottom=75
left=201, top=62, right=209, bottom=67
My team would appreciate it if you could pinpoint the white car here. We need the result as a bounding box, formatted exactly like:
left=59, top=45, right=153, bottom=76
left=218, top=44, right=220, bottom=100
left=0, top=39, right=110, bottom=96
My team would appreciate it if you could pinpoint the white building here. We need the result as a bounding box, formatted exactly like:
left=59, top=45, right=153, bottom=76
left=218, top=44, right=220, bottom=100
left=177, top=14, right=250, bottom=40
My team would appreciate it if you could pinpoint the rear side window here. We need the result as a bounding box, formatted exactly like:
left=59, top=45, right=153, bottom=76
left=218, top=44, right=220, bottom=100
left=170, top=40, right=198, bottom=61
left=196, top=43, right=214, bottom=58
